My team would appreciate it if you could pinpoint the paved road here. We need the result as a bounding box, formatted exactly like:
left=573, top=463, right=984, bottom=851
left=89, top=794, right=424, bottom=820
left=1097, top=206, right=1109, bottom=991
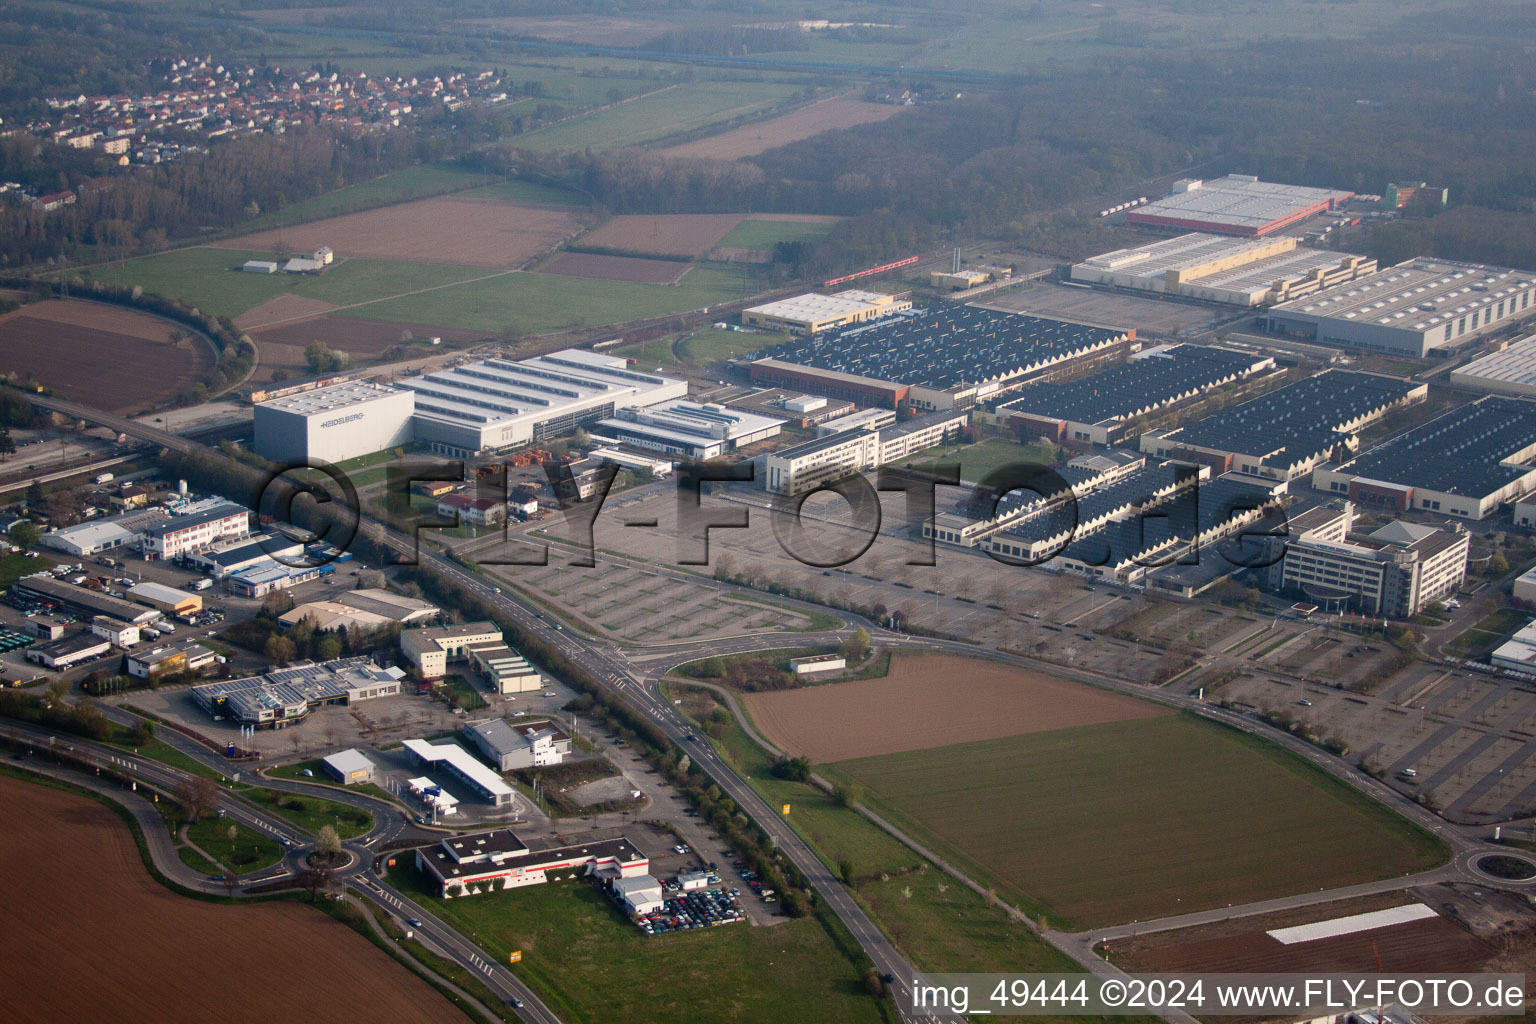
left=33, top=388, right=1534, bottom=1023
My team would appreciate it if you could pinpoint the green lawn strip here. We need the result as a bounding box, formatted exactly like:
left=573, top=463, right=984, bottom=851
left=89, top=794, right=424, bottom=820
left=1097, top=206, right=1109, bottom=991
left=75, top=249, right=495, bottom=321
left=109, top=732, right=227, bottom=780
left=178, top=844, right=224, bottom=876
left=331, top=261, right=766, bottom=334
left=613, top=336, right=684, bottom=371
left=508, top=82, right=800, bottom=153
left=386, top=864, right=890, bottom=1024
left=241, top=785, right=374, bottom=840
left=457, top=179, right=591, bottom=206
left=0, top=552, right=56, bottom=588
left=907, top=438, right=1057, bottom=481
left=821, top=714, right=1448, bottom=931
left=675, top=326, right=774, bottom=366
left=716, top=218, right=837, bottom=251
left=185, top=815, right=286, bottom=873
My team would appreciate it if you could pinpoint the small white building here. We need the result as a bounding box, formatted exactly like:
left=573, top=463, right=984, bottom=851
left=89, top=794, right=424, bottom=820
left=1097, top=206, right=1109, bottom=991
left=91, top=615, right=141, bottom=648
left=1515, top=564, right=1536, bottom=605
left=614, top=875, right=665, bottom=916
left=323, top=748, right=376, bottom=785
left=678, top=870, right=711, bottom=891
left=242, top=259, right=278, bottom=274
left=789, top=654, right=846, bottom=675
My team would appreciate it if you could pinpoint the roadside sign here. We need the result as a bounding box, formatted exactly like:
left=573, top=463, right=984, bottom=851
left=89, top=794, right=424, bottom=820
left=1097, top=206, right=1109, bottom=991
left=509, top=950, right=523, bottom=963
left=781, top=804, right=791, bottom=816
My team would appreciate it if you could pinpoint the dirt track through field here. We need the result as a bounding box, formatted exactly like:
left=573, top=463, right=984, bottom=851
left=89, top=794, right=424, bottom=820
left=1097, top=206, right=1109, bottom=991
left=743, top=653, right=1169, bottom=762
left=538, top=251, right=692, bottom=284
left=216, top=195, right=585, bottom=268
left=0, top=774, right=463, bottom=1024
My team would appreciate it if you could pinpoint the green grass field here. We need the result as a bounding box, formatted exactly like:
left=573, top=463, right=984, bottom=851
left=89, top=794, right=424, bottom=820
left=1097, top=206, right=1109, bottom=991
left=509, top=81, right=801, bottom=153
left=907, top=438, right=1058, bottom=481
left=335, top=261, right=767, bottom=334
left=0, top=552, right=52, bottom=589
left=387, top=865, right=890, bottom=1024
left=456, top=179, right=590, bottom=205
left=823, top=715, right=1448, bottom=929
left=184, top=816, right=286, bottom=873
left=241, top=786, right=374, bottom=840
left=716, top=218, right=838, bottom=251
left=676, top=327, right=769, bottom=365
left=237, top=163, right=501, bottom=233
left=75, top=248, right=495, bottom=321
left=673, top=686, right=1155, bottom=1013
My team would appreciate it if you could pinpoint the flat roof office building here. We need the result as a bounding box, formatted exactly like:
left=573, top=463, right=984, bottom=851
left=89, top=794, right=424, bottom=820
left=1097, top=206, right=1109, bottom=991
left=741, top=290, right=911, bottom=335
left=1071, top=233, right=1376, bottom=307
left=399, top=349, right=687, bottom=456
left=1264, top=505, right=1469, bottom=618
left=1127, top=175, right=1354, bottom=237
left=1265, top=258, right=1536, bottom=358
left=1449, top=334, right=1536, bottom=397
left=254, top=381, right=416, bottom=465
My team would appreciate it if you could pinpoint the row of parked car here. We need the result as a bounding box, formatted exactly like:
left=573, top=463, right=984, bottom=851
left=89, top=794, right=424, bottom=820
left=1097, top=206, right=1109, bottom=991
left=636, top=888, right=745, bottom=936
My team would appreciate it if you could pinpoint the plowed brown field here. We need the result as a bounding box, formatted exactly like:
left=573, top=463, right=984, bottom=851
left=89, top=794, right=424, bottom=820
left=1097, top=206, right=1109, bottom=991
left=0, top=774, right=463, bottom=1024
left=0, top=300, right=214, bottom=412
left=743, top=653, right=1169, bottom=762
left=579, top=214, right=745, bottom=258
left=216, top=195, right=584, bottom=268
left=658, top=95, right=903, bottom=160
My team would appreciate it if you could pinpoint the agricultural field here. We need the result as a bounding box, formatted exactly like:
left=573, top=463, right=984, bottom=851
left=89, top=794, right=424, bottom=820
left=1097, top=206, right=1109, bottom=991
left=0, top=774, right=463, bottom=1024
left=657, top=94, right=903, bottom=160
left=447, top=14, right=684, bottom=46
left=714, top=216, right=841, bottom=253
left=1109, top=889, right=1507, bottom=976
left=215, top=194, right=588, bottom=269
left=823, top=714, right=1447, bottom=928
left=509, top=81, right=803, bottom=153
left=537, top=252, right=692, bottom=285
left=579, top=213, right=748, bottom=258
left=234, top=162, right=503, bottom=233
left=743, top=653, right=1169, bottom=762
left=457, top=179, right=592, bottom=206
left=335, top=260, right=767, bottom=334
left=77, top=247, right=493, bottom=321
left=0, top=298, right=215, bottom=412
left=244, top=316, right=483, bottom=382
left=388, top=865, right=888, bottom=1024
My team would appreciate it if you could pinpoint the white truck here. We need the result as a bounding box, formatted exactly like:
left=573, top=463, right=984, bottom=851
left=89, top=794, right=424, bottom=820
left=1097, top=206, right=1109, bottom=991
left=190, top=578, right=213, bottom=591
left=93, top=472, right=114, bottom=485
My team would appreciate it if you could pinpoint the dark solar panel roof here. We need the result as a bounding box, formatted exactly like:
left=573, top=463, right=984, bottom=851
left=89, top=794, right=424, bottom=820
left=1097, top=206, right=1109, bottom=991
left=995, top=346, right=1261, bottom=424
left=1340, top=395, right=1536, bottom=497
left=1163, top=370, right=1418, bottom=462
left=763, top=306, right=1124, bottom=390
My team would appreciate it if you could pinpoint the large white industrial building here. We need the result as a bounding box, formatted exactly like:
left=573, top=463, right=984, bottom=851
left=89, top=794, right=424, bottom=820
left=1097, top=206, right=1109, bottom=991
left=591, top=400, right=784, bottom=459
left=1070, top=233, right=1376, bottom=307
left=253, top=380, right=416, bottom=464
left=1265, top=258, right=1536, bottom=358
left=398, top=349, right=687, bottom=456
left=1127, top=175, right=1354, bottom=237
left=1449, top=334, right=1536, bottom=397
